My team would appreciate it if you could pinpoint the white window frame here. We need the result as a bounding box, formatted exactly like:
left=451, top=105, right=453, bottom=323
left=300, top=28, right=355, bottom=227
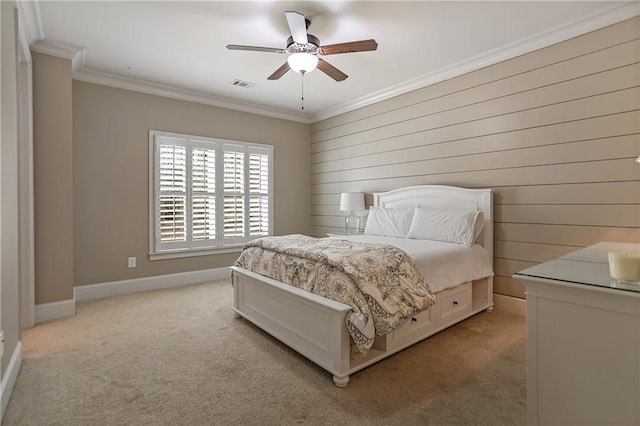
left=149, top=130, right=273, bottom=260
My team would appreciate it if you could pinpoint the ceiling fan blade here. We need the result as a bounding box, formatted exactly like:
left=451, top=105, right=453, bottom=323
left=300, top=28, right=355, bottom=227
left=285, top=11, right=308, bottom=45
left=226, top=44, right=286, bottom=54
left=317, top=58, right=348, bottom=82
left=267, top=62, right=291, bottom=80
left=319, top=39, right=378, bottom=55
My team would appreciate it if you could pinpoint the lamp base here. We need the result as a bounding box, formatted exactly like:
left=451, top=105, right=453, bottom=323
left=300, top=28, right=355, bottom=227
left=345, top=212, right=361, bottom=236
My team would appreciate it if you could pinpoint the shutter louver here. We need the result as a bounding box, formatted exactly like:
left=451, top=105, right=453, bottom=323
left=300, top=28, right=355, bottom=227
left=224, top=150, right=244, bottom=192
left=192, top=147, right=216, bottom=242
left=158, top=144, right=187, bottom=243
left=223, top=149, right=245, bottom=239
left=159, top=196, right=186, bottom=241
left=223, top=196, right=244, bottom=238
left=249, top=151, right=269, bottom=236
left=249, top=196, right=269, bottom=236
left=249, top=152, right=269, bottom=193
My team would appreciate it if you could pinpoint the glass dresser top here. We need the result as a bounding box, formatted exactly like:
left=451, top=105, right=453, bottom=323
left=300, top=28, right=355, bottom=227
left=514, top=242, right=640, bottom=294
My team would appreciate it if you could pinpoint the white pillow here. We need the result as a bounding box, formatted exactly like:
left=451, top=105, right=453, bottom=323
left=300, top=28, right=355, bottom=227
left=363, top=206, right=415, bottom=238
left=407, top=207, right=481, bottom=246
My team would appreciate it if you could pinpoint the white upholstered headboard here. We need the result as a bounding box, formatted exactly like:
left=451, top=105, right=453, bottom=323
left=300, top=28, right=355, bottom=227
left=373, top=185, right=493, bottom=261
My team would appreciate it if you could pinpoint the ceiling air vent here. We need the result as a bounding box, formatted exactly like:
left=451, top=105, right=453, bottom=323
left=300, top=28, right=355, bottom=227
left=230, top=79, right=255, bottom=89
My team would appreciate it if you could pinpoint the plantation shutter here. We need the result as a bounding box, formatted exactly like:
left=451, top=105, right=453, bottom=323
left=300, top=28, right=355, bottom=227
left=191, top=140, right=217, bottom=248
left=156, top=137, right=188, bottom=251
left=151, top=130, right=272, bottom=257
left=222, top=144, right=245, bottom=243
left=248, top=146, right=270, bottom=237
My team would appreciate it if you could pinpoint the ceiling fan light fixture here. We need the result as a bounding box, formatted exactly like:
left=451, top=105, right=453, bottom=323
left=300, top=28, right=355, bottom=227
left=287, top=52, right=318, bottom=74
left=228, top=11, right=377, bottom=82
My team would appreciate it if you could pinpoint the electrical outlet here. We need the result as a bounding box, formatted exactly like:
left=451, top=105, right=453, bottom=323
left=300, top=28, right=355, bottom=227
left=128, top=257, right=136, bottom=268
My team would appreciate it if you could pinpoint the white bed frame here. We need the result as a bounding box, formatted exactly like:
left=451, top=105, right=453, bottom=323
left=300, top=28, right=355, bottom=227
left=231, top=185, right=493, bottom=387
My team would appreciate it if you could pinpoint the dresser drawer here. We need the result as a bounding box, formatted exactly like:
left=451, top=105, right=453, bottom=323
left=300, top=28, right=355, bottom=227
left=382, top=305, right=437, bottom=350
left=438, top=282, right=472, bottom=324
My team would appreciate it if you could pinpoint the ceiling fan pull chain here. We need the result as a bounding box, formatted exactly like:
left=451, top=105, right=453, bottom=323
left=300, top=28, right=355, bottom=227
left=300, top=70, right=306, bottom=110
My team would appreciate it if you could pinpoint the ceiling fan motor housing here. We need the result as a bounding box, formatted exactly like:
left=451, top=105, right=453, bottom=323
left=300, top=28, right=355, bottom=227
left=286, top=34, right=320, bottom=54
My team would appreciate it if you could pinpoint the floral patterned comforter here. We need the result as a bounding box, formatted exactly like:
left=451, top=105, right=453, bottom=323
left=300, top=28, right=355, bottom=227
left=234, top=234, right=436, bottom=355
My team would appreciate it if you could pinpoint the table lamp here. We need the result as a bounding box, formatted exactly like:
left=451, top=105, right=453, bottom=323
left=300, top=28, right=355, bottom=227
left=339, top=192, right=364, bottom=235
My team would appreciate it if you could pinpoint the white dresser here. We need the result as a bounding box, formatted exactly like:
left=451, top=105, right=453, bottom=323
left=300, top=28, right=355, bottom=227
left=513, top=242, right=640, bottom=426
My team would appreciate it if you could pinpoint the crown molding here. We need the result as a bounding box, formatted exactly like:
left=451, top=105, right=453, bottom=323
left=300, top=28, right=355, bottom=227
left=30, top=38, right=86, bottom=75
left=310, top=1, right=640, bottom=123
left=74, top=69, right=312, bottom=123
left=16, top=3, right=32, bottom=63
left=17, top=1, right=639, bottom=124
left=16, top=0, right=43, bottom=44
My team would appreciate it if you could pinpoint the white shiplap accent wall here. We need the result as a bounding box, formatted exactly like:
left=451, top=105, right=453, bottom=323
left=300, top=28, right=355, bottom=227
left=310, top=17, right=640, bottom=299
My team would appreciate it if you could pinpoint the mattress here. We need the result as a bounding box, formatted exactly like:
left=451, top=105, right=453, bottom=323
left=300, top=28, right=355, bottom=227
left=327, top=235, right=493, bottom=293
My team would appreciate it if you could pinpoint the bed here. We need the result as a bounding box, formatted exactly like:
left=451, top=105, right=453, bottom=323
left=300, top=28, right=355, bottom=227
left=230, top=185, right=494, bottom=387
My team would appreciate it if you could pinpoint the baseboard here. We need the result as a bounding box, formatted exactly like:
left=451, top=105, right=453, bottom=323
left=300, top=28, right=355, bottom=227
left=74, top=267, right=230, bottom=302
left=35, top=298, right=76, bottom=324
left=493, top=293, right=526, bottom=317
left=1, top=341, right=22, bottom=421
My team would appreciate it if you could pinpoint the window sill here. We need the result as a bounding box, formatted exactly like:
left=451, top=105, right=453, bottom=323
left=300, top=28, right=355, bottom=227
left=149, top=246, right=243, bottom=261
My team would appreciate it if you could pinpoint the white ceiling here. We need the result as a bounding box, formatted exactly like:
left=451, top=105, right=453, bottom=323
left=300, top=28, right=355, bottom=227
left=22, top=1, right=639, bottom=122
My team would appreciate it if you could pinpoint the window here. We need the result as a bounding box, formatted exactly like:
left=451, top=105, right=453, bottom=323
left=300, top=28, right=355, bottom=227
left=149, top=130, right=272, bottom=259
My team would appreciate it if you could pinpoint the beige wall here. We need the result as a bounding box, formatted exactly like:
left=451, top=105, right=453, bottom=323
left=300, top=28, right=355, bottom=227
left=72, top=81, right=310, bottom=286
left=1, top=0, right=21, bottom=377
left=310, top=17, right=640, bottom=299
left=32, top=52, right=75, bottom=304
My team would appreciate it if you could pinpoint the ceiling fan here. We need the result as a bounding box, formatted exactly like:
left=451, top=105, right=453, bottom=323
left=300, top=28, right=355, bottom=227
left=226, top=11, right=378, bottom=82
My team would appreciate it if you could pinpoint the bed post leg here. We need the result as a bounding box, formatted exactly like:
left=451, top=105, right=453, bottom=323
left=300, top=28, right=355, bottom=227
left=231, top=268, right=242, bottom=319
left=333, top=375, right=349, bottom=388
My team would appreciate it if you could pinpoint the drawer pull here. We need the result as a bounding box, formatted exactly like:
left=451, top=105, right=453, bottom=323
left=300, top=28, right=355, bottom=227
left=453, top=300, right=458, bottom=305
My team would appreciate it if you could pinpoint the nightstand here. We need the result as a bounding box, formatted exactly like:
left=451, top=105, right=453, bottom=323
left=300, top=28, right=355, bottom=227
left=513, top=242, right=640, bottom=425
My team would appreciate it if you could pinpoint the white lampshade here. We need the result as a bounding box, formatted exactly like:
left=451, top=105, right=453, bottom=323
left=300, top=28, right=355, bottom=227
left=287, top=52, right=318, bottom=74
left=339, top=192, right=364, bottom=211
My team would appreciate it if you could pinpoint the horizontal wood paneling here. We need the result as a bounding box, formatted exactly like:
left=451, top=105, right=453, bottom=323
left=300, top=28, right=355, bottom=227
left=313, top=17, right=640, bottom=133
left=494, top=241, right=579, bottom=263
left=312, top=113, right=639, bottom=173
left=313, top=42, right=639, bottom=142
left=314, top=136, right=638, bottom=184
left=495, top=181, right=640, bottom=204
left=313, top=181, right=640, bottom=208
left=310, top=17, right=640, bottom=299
left=312, top=159, right=637, bottom=194
left=494, top=276, right=526, bottom=299
left=312, top=87, right=639, bottom=153
left=495, top=205, right=640, bottom=228
left=495, top=223, right=640, bottom=246
left=494, top=259, right=538, bottom=279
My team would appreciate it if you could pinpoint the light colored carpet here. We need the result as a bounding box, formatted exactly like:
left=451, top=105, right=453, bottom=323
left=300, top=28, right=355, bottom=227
left=3, top=280, right=525, bottom=425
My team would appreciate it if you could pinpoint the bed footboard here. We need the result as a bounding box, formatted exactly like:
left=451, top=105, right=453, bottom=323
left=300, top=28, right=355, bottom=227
left=231, top=266, right=353, bottom=387
left=231, top=267, right=493, bottom=387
